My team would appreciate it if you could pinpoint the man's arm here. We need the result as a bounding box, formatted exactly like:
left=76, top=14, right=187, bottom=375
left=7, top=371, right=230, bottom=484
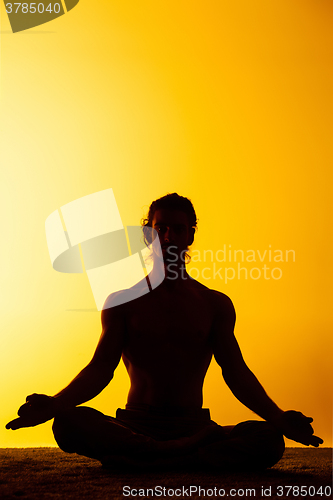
left=52, top=297, right=125, bottom=409
left=6, top=294, right=125, bottom=430
left=211, top=292, right=323, bottom=447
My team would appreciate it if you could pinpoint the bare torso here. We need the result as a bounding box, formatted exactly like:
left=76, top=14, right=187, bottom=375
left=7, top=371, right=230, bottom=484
left=121, top=278, right=218, bottom=408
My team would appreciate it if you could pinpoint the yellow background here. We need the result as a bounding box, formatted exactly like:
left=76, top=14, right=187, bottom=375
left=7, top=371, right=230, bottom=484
left=1, top=1, right=332, bottom=448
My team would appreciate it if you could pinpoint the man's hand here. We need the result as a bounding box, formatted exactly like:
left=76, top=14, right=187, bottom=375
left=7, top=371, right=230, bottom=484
left=5, top=394, right=56, bottom=430
left=275, top=410, right=323, bottom=447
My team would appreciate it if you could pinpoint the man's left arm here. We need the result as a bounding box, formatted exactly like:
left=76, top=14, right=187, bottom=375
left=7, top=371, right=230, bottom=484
left=211, top=292, right=323, bottom=447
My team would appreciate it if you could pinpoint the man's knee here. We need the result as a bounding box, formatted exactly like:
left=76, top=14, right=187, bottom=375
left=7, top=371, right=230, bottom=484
left=52, top=408, right=80, bottom=453
left=232, top=420, right=285, bottom=468
left=257, top=422, right=285, bottom=467
left=52, top=407, right=103, bottom=452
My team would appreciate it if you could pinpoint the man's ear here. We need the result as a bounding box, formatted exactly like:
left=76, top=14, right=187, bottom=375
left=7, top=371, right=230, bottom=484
left=188, top=227, right=195, bottom=247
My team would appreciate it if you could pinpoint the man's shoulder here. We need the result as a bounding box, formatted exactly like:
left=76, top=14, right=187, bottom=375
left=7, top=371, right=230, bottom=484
left=190, top=279, right=233, bottom=304
left=101, top=290, right=128, bottom=328
left=101, top=277, right=150, bottom=319
left=102, top=290, right=130, bottom=311
left=210, top=288, right=234, bottom=308
left=190, top=280, right=235, bottom=320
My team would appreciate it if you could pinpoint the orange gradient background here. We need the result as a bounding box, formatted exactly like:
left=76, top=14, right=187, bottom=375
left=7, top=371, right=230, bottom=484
left=0, top=1, right=332, bottom=448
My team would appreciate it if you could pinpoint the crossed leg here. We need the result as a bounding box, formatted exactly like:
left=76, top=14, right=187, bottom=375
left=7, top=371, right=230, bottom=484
left=52, top=407, right=285, bottom=471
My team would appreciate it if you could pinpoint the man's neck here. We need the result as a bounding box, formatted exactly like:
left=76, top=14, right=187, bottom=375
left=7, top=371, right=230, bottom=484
left=149, top=259, right=191, bottom=290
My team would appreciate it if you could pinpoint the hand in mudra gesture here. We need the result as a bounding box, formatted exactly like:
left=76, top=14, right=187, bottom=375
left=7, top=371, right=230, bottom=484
left=5, top=394, right=56, bottom=430
left=276, top=410, right=323, bottom=447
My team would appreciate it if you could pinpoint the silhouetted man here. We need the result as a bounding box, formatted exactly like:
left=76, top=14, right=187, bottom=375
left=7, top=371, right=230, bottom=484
left=6, top=193, right=323, bottom=470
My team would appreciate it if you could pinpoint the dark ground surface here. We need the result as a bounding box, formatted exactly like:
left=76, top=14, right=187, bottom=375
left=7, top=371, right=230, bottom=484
left=0, top=448, right=332, bottom=499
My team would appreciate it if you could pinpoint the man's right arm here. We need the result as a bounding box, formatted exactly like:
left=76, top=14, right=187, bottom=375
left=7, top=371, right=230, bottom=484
left=6, top=294, right=126, bottom=430
left=52, top=297, right=125, bottom=409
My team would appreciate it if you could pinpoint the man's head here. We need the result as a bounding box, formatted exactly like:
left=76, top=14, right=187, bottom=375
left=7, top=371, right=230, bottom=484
left=142, top=193, right=197, bottom=263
